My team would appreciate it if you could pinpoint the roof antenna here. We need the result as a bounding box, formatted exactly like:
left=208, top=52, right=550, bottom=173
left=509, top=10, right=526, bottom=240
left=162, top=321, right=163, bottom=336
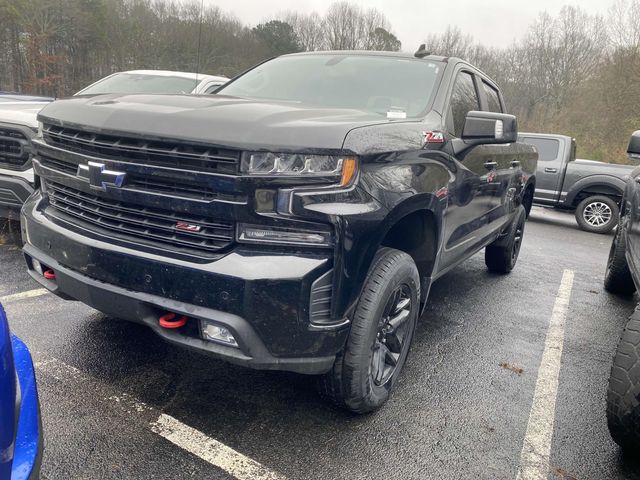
left=414, top=44, right=431, bottom=58
left=195, top=0, right=205, bottom=89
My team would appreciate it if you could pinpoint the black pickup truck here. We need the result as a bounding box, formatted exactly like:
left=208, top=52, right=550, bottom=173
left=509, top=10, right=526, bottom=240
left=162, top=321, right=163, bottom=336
left=520, top=133, right=635, bottom=233
left=21, top=50, right=537, bottom=412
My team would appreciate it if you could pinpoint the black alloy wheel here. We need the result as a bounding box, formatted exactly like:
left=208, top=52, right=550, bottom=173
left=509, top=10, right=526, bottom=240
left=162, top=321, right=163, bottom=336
left=371, top=284, right=413, bottom=387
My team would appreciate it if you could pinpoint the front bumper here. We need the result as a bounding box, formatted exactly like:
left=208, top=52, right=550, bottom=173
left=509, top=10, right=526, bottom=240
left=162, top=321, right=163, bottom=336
left=21, top=194, right=349, bottom=375
left=0, top=169, right=34, bottom=219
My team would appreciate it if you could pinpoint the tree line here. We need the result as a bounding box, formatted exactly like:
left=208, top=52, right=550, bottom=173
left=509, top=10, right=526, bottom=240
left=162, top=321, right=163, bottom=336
left=423, top=1, right=640, bottom=163
left=0, top=0, right=400, bottom=95
left=0, top=0, right=638, bottom=163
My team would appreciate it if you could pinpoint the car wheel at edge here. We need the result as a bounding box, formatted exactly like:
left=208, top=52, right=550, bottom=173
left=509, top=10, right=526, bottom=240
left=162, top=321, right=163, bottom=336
left=575, top=195, right=619, bottom=234
left=604, top=219, right=636, bottom=295
left=607, top=313, right=640, bottom=451
left=318, top=247, right=420, bottom=414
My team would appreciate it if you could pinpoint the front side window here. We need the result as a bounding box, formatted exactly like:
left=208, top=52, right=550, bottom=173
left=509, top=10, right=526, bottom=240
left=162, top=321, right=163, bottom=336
left=448, top=71, right=479, bottom=137
left=217, top=54, right=443, bottom=118
left=483, top=82, right=502, bottom=113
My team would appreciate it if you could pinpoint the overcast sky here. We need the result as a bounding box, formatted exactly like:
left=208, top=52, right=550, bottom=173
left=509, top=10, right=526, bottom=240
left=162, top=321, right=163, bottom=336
left=203, top=0, right=614, bottom=50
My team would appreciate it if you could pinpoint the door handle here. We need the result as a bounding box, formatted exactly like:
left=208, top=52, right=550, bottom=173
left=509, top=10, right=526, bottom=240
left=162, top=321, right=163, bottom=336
left=511, top=160, right=520, bottom=168
left=544, top=167, right=558, bottom=173
left=484, top=161, right=498, bottom=170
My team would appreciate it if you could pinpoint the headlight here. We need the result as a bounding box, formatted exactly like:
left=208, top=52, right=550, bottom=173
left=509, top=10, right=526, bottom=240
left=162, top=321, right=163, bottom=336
left=241, top=152, right=357, bottom=186
left=36, top=121, right=44, bottom=139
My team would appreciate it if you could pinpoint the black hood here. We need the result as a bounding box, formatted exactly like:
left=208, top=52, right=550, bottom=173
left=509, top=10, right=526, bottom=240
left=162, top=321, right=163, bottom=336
left=38, top=94, right=396, bottom=152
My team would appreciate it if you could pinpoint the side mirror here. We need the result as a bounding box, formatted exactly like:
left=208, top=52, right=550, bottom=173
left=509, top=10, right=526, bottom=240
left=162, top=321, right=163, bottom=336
left=628, top=130, right=640, bottom=161
left=461, top=111, right=518, bottom=145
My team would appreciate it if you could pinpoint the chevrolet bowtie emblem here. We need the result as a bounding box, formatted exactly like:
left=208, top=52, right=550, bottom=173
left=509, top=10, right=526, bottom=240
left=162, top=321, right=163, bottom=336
left=77, top=162, right=126, bottom=191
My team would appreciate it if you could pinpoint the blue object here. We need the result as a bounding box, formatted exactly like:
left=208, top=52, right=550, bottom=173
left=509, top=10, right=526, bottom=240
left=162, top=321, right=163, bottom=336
left=0, top=303, right=42, bottom=480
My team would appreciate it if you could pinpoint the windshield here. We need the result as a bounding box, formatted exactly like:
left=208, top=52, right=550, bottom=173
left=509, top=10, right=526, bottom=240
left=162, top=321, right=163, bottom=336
left=77, top=73, right=199, bottom=95
left=218, top=54, right=442, bottom=117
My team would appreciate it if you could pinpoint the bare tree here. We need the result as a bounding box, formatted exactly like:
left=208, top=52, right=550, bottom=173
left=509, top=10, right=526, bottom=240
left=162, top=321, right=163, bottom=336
left=423, top=26, right=474, bottom=59
left=281, top=11, right=326, bottom=51
left=324, top=2, right=361, bottom=50
left=609, top=0, right=640, bottom=50
left=322, top=2, right=397, bottom=50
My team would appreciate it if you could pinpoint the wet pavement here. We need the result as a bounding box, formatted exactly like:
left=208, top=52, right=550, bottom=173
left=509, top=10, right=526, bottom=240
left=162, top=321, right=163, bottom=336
left=1, top=207, right=639, bottom=480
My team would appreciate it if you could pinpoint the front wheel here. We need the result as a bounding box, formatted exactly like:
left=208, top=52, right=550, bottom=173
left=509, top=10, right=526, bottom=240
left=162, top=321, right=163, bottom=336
left=575, top=195, right=619, bottom=234
left=607, top=313, right=640, bottom=450
left=318, top=247, right=420, bottom=414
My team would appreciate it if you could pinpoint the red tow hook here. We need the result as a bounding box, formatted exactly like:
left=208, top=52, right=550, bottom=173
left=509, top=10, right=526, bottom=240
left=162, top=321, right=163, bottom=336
left=159, top=312, right=188, bottom=329
left=43, top=269, right=56, bottom=280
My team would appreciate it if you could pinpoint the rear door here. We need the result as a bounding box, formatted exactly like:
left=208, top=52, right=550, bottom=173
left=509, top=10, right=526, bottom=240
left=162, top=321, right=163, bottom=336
left=520, top=136, right=568, bottom=204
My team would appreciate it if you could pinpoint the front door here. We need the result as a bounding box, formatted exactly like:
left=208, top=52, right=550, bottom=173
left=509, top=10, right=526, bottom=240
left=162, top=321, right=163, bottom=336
left=520, top=135, right=570, bottom=205
left=439, top=70, right=502, bottom=269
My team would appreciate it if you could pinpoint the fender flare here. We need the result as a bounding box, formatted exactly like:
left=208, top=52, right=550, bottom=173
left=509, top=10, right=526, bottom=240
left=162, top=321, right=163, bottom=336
left=565, top=175, right=625, bottom=207
left=339, top=194, right=444, bottom=319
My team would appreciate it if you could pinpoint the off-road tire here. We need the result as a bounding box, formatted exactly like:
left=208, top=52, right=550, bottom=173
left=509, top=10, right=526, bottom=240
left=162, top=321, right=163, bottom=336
left=318, top=247, right=420, bottom=414
left=607, top=314, right=640, bottom=451
left=485, top=205, right=526, bottom=274
left=575, top=195, right=619, bottom=234
left=604, top=220, right=636, bottom=295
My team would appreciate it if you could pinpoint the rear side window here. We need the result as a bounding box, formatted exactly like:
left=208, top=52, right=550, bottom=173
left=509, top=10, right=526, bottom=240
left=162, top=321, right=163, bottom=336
left=522, top=137, right=560, bottom=162
left=483, top=82, right=502, bottom=113
left=449, top=71, right=479, bottom=137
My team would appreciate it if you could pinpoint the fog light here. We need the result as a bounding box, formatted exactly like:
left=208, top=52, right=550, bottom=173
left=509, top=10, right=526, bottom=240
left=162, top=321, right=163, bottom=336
left=32, top=258, right=43, bottom=275
left=237, top=223, right=333, bottom=247
left=200, top=321, right=238, bottom=347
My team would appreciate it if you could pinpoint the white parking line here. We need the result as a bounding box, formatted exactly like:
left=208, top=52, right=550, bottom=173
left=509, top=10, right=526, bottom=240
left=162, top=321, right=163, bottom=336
left=35, top=356, right=286, bottom=480
left=516, top=269, right=574, bottom=480
left=0, top=288, right=48, bottom=303
left=152, top=414, right=286, bottom=480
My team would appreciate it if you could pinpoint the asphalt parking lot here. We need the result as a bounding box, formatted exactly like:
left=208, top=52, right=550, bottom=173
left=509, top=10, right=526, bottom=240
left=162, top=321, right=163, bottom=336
left=2, top=206, right=640, bottom=480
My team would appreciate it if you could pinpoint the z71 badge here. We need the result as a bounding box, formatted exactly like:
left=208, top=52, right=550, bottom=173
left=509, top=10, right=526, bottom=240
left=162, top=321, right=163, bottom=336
left=423, top=131, right=444, bottom=145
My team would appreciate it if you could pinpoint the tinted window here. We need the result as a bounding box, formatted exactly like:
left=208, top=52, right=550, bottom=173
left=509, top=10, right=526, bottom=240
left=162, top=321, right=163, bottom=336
left=218, top=55, right=443, bottom=117
left=522, top=137, right=560, bottom=161
left=77, top=73, right=198, bottom=95
left=483, top=82, right=502, bottom=113
left=449, top=71, right=479, bottom=136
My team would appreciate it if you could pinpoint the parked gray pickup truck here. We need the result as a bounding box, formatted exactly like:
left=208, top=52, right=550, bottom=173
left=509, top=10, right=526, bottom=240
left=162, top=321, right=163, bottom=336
left=519, top=133, right=636, bottom=233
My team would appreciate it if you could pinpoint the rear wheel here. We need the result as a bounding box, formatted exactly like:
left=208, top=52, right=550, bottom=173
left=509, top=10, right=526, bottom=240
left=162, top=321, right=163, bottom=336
left=318, top=247, right=420, bottom=414
left=607, top=314, right=640, bottom=451
left=575, top=195, right=618, bottom=234
left=604, top=220, right=636, bottom=295
left=485, top=205, right=526, bottom=274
